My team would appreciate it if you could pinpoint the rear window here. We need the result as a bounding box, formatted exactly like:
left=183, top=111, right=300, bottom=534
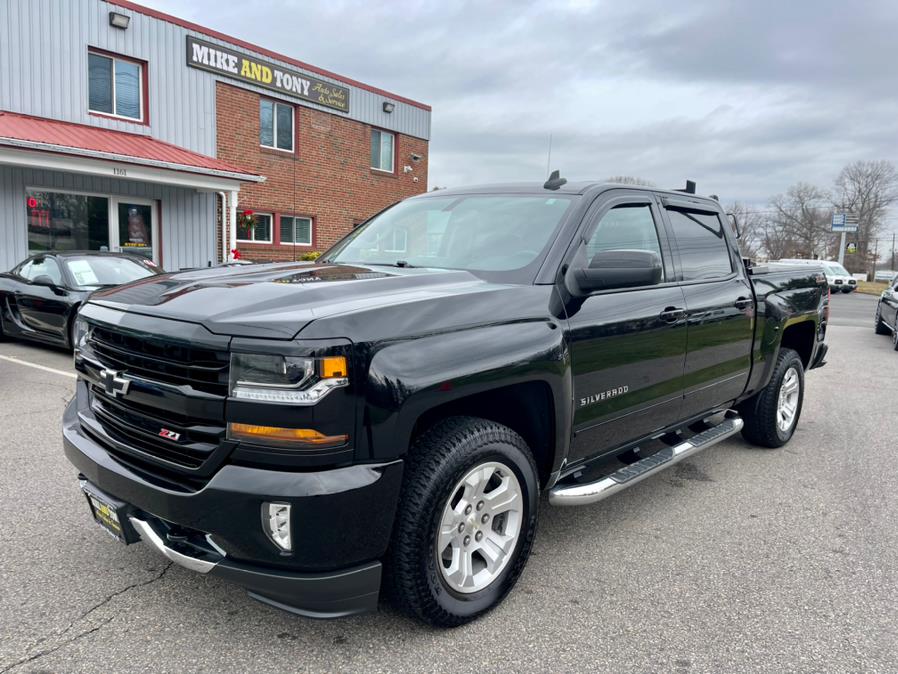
left=665, top=209, right=733, bottom=280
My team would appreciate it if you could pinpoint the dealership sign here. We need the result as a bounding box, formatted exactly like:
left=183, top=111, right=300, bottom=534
left=186, top=36, right=350, bottom=113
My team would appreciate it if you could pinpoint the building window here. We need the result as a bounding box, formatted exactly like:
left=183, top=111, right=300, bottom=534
left=280, top=216, right=312, bottom=246
left=237, top=212, right=272, bottom=243
left=88, top=51, right=144, bottom=121
left=260, top=100, right=294, bottom=152
left=371, top=129, right=394, bottom=172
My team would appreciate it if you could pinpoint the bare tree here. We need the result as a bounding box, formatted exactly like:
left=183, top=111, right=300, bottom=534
left=725, top=202, right=765, bottom=258
left=606, top=176, right=656, bottom=187
left=769, top=183, right=831, bottom=258
left=832, top=160, right=898, bottom=272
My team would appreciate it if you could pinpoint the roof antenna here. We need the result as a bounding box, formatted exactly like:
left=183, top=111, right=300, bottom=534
left=544, top=169, right=567, bottom=191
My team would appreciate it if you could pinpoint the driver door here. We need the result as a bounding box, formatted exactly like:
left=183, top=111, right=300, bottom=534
left=565, top=192, right=687, bottom=464
left=15, top=257, right=71, bottom=338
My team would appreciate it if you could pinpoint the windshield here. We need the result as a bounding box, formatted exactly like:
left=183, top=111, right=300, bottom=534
left=824, top=262, right=849, bottom=276
left=64, top=256, right=156, bottom=288
left=325, top=194, right=576, bottom=281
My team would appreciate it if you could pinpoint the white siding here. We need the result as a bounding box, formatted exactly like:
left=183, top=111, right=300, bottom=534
left=0, top=0, right=431, bottom=150
left=0, top=166, right=216, bottom=272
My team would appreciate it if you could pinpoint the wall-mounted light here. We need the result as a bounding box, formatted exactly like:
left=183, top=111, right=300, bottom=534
left=382, top=101, right=395, bottom=114
left=109, top=12, right=131, bottom=29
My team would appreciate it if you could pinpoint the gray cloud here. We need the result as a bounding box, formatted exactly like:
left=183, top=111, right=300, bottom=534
left=153, top=0, right=898, bottom=220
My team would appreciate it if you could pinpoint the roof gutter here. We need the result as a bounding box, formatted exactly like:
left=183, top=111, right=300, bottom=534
left=0, top=136, right=264, bottom=183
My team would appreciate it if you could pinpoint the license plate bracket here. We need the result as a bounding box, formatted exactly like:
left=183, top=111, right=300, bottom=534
left=80, top=481, right=139, bottom=545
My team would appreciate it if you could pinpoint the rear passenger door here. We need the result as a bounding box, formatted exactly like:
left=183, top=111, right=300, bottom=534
left=566, top=192, right=687, bottom=463
left=661, top=200, right=755, bottom=419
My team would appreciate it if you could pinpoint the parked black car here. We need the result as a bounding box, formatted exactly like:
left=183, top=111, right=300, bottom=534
left=0, top=252, right=160, bottom=349
left=874, top=272, right=898, bottom=348
left=63, top=180, right=828, bottom=626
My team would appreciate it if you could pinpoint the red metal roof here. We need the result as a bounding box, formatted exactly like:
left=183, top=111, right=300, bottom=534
left=109, top=0, right=431, bottom=112
left=0, top=111, right=260, bottom=180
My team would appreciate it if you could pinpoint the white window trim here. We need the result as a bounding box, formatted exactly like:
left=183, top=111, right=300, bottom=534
left=371, top=129, right=395, bottom=172
left=88, top=51, right=144, bottom=123
left=236, top=212, right=273, bottom=244
left=280, top=215, right=313, bottom=246
left=260, top=100, right=294, bottom=153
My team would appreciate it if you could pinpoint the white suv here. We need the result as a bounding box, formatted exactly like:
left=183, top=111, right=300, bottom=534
left=777, top=259, right=857, bottom=293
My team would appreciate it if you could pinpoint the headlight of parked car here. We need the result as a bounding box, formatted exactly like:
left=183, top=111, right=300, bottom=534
left=72, top=316, right=90, bottom=353
left=228, top=353, right=348, bottom=405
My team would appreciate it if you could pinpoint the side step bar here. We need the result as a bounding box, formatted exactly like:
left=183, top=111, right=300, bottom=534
left=548, top=416, right=744, bottom=507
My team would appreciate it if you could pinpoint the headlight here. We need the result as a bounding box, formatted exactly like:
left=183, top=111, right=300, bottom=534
left=72, top=316, right=90, bottom=353
left=229, top=353, right=348, bottom=405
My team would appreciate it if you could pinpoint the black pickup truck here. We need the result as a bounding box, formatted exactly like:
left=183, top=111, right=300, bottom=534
left=63, top=178, right=828, bottom=626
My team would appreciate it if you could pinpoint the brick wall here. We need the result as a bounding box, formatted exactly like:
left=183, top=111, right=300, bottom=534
left=216, top=82, right=429, bottom=263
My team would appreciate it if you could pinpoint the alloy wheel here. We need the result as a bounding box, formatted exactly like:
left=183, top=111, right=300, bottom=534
left=777, top=366, right=800, bottom=434
left=435, top=461, right=523, bottom=594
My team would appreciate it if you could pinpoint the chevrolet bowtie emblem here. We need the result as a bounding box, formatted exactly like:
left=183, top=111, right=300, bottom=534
left=100, top=368, right=131, bottom=398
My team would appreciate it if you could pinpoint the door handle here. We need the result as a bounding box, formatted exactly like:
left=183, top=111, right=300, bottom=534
left=660, top=307, right=686, bottom=323
left=734, top=296, right=753, bottom=310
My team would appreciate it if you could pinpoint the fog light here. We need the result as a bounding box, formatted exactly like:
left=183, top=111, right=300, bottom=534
left=264, top=502, right=292, bottom=552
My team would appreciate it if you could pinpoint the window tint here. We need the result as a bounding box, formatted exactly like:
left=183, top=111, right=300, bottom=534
left=586, top=204, right=663, bottom=278
left=280, top=216, right=312, bottom=245
left=666, top=209, right=733, bottom=280
left=260, top=100, right=293, bottom=151
left=88, top=52, right=142, bottom=120
left=371, top=130, right=394, bottom=171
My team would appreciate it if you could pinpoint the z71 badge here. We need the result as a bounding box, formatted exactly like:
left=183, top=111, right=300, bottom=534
left=158, top=428, right=181, bottom=441
left=580, top=386, right=629, bottom=408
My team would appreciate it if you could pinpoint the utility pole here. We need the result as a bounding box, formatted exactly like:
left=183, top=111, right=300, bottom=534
left=545, top=134, right=553, bottom=178
left=892, top=232, right=895, bottom=271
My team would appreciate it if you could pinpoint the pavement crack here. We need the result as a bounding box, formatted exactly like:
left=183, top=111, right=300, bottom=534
left=1, top=562, right=173, bottom=673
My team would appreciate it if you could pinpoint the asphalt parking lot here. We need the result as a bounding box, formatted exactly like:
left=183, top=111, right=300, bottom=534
left=1, top=292, right=895, bottom=673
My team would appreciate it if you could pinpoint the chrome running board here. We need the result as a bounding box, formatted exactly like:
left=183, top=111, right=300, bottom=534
left=548, top=416, right=743, bottom=507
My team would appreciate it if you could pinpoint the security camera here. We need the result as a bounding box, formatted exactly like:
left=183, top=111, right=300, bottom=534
left=410, top=153, right=423, bottom=163
left=403, top=165, right=414, bottom=173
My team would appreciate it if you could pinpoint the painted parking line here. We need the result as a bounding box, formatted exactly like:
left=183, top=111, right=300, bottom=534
left=0, top=354, right=77, bottom=379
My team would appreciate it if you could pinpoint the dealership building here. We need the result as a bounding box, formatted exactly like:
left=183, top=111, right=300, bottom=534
left=0, top=0, right=431, bottom=272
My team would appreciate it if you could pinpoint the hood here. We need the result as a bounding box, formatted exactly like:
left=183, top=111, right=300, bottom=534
left=86, top=262, right=504, bottom=339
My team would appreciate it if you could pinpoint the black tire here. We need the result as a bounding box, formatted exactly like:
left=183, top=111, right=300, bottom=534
left=875, top=302, right=891, bottom=335
left=385, top=416, right=539, bottom=627
left=738, top=348, right=805, bottom=448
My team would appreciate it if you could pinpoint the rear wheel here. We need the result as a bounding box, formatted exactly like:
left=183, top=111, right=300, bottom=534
left=738, top=348, right=805, bottom=448
left=875, top=302, right=891, bottom=335
left=386, top=417, right=539, bottom=627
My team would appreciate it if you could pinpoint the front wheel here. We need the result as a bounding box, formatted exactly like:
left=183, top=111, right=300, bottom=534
left=386, top=417, right=539, bottom=627
left=738, top=348, right=805, bottom=448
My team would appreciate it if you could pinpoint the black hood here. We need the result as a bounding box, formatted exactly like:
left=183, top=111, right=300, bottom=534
left=86, top=262, right=507, bottom=339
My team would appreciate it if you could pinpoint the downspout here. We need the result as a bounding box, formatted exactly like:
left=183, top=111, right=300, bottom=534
left=229, top=190, right=239, bottom=261
left=217, top=192, right=228, bottom=264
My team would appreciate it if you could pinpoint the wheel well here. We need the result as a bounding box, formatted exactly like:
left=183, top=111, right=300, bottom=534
left=780, top=320, right=815, bottom=368
left=410, top=382, right=556, bottom=487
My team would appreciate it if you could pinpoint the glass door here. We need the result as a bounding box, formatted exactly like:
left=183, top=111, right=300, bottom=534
left=111, top=198, right=158, bottom=261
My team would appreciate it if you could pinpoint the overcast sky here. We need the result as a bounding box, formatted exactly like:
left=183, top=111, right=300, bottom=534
left=155, top=0, right=897, bottom=217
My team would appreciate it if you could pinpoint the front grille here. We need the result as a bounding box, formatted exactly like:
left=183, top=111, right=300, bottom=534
left=79, top=318, right=231, bottom=482
left=90, top=325, right=229, bottom=395
left=90, top=386, right=223, bottom=470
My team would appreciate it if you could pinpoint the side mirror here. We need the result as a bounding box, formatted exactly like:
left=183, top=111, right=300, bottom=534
left=572, top=250, right=662, bottom=294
